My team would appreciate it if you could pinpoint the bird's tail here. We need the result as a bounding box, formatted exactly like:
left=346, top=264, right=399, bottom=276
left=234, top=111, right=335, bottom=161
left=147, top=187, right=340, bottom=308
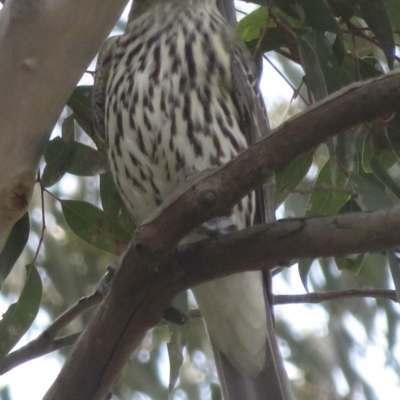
left=213, top=297, right=294, bottom=400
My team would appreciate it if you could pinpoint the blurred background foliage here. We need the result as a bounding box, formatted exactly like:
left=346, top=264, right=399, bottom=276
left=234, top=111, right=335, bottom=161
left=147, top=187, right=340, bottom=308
left=1, top=0, right=400, bottom=399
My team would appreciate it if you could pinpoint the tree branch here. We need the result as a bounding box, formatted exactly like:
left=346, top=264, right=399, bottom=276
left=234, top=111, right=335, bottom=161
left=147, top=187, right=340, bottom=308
left=44, top=63, right=400, bottom=397
left=0, top=0, right=129, bottom=251
left=0, top=292, right=101, bottom=375
left=274, top=289, right=398, bottom=305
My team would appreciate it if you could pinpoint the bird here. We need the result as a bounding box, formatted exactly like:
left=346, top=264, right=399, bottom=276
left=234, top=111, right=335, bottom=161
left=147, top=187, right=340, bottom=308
left=92, top=0, right=293, bottom=399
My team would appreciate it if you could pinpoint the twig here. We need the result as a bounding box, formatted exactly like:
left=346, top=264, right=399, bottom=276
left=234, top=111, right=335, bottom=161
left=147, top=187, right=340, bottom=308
left=0, top=292, right=102, bottom=375
left=274, top=289, right=398, bottom=305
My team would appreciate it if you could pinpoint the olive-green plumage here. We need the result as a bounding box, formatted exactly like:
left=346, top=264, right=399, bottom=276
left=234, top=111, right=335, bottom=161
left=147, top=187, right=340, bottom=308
left=93, top=1, right=293, bottom=399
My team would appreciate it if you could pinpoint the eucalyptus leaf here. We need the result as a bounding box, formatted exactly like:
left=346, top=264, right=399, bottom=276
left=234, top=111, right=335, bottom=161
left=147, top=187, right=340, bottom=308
left=349, top=173, right=393, bottom=210
left=67, top=85, right=93, bottom=136
left=276, top=152, right=313, bottom=206
left=0, top=213, right=30, bottom=287
left=61, top=200, right=131, bottom=254
left=306, top=163, right=350, bottom=216
left=100, top=172, right=136, bottom=235
left=0, top=264, right=42, bottom=358
left=297, top=36, right=327, bottom=101
left=298, top=258, right=312, bottom=292
left=357, top=0, right=395, bottom=68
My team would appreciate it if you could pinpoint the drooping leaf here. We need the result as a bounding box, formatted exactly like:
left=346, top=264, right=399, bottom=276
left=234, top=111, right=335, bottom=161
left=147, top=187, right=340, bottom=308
left=67, top=85, right=93, bottom=136
left=167, top=292, right=189, bottom=394
left=385, top=112, right=400, bottom=160
left=349, top=173, right=393, bottom=210
left=357, top=0, right=395, bottom=68
left=0, top=213, right=30, bottom=287
left=362, top=124, right=397, bottom=172
left=273, top=0, right=340, bottom=33
left=335, top=254, right=365, bottom=275
left=298, top=258, right=312, bottom=292
left=306, top=162, right=350, bottom=216
left=61, top=200, right=131, bottom=254
left=383, top=0, right=400, bottom=29
left=237, top=6, right=269, bottom=42
left=311, top=30, right=342, bottom=94
left=44, top=137, right=108, bottom=178
left=297, top=36, right=327, bottom=101
left=387, top=250, right=400, bottom=304
left=276, top=151, right=313, bottom=206
left=100, top=172, right=136, bottom=235
left=66, top=142, right=109, bottom=176
left=369, top=157, right=400, bottom=200
left=0, top=264, right=42, bottom=358
left=62, top=114, right=75, bottom=142
left=42, top=138, right=74, bottom=187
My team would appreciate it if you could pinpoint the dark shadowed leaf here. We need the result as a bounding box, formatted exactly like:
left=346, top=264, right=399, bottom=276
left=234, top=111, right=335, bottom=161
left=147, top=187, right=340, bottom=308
left=335, top=254, right=365, bottom=275
left=67, top=142, right=109, bottom=176
left=349, top=173, right=393, bottom=210
left=44, top=137, right=108, bottom=178
left=67, top=85, right=93, bottom=136
left=306, top=162, right=350, bottom=216
left=273, top=0, right=340, bottom=33
left=0, top=264, right=42, bottom=358
left=297, top=36, right=327, bottom=101
left=357, top=0, right=395, bottom=68
left=298, top=259, right=312, bottom=292
left=167, top=292, right=189, bottom=394
left=61, top=200, right=131, bottom=254
left=369, top=157, right=400, bottom=200
left=312, top=30, right=342, bottom=93
left=386, top=113, right=400, bottom=160
left=276, top=152, right=312, bottom=205
left=42, top=137, right=74, bottom=187
left=0, top=213, right=30, bottom=287
left=362, top=125, right=397, bottom=172
left=383, top=0, right=400, bottom=29
left=100, top=172, right=136, bottom=235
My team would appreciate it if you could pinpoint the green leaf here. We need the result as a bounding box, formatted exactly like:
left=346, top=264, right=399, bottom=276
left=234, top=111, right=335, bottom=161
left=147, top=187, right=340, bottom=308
left=62, top=114, right=75, bottom=142
left=61, top=200, right=131, bottom=254
left=339, top=198, right=362, bottom=214
left=273, top=0, right=340, bottom=33
left=100, top=172, right=136, bottom=235
left=167, top=292, right=188, bottom=394
left=306, top=163, right=350, bottom=216
left=385, top=113, right=400, bottom=160
left=362, top=124, right=397, bottom=172
left=349, top=173, right=393, bottom=210
left=297, top=36, right=328, bottom=101
left=298, top=0, right=340, bottom=33
left=67, top=85, right=93, bottom=136
left=238, top=6, right=269, bottom=42
left=0, top=264, right=42, bottom=358
left=357, top=0, right=395, bottom=68
left=42, top=137, right=74, bottom=187
left=276, top=152, right=313, bottom=205
left=383, top=0, right=400, bottom=29
left=67, top=142, right=108, bottom=176
left=0, top=213, right=30, bottom=287
left=335, top=254, right=365, bottom=275
left=298, top=259, right=312, bottom=292
left=44, top=137, right=108, bottom=178
left=369, top=157, right=400, bottom=200
left=312, top=30, right=342, bottom=93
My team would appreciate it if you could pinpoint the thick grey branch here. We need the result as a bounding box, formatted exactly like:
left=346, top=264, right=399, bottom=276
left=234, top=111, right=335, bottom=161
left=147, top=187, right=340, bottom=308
left=0, top=0, right=128, bottom=250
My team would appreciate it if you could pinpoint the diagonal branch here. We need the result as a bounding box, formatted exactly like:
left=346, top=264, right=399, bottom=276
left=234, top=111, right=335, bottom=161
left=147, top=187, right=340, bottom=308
left=43, top=70, right=400, bottom=400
